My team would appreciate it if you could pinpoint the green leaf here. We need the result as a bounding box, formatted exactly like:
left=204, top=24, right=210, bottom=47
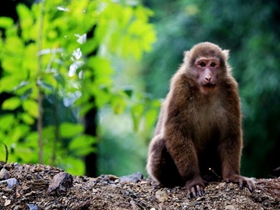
left=16, top=4, right=34, bottom=41
left=131, top=104, right=144, bottom=131
left=10, top=124, right=30, bottom=143
left=63, top=156, right=85, bottom=175
left=2, top=56, right=21, bottom=73
left=42, top=125, right=55, bottom=140
left=123, top=88, right=133, bottom=97
left=0, top=17, right=14, bottom=29
left=0, top=114, right=15, bottom=132
left=37, top=79, right=55, bottom=92
left=2, top=97, right=21, bottom=110
left=79, top=103, right=94, bottom=117
left=14, top=144, right=34, bottom=162
left=54, top=74, right=66, bottom=87
left=59, top=122, right=84, bottom=138
left=25, top=131, right=39, bottom=148
left=69, top=135, right=96, bottom=156
left=0, top=75, right=22, bottom=92
left=144, top=109, right=158, bottom=129
left=22, top=99, right=38, bottom=118
left=5, top=36, right=24, bottom=55
left=88, top=56, right=114, bottom=80
left=80, top=38, right=98, bottom=55
left=20, top=113, right=35, bottom=125
left=20, top=88, right=33, bottom=101
left=112, top=96, right=126, bottom=114
left=119, top=7, right=133, bottom=28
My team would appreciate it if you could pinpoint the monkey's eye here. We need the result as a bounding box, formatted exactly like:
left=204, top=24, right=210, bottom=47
left=199, top=62, right=206, bottom=67
left=210, top=62, right=216, bottom=67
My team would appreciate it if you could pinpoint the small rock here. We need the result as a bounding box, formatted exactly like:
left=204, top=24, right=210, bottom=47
left=195, top=202, right=201, bottom=207
left=0, top=168, right=10, bottom=180
left=119, top=172, right=143, bottom=183
left=107, top=174, right=119, bottom=181
left=225, top=205, right=236, bottom=210
left=27, top=204, right=40, bottom=210
left=13, top=205, right=22, bottom=210
left=0, top=178, right=19, bottom=188
left=155, top=189, right=168, bottom=202
left=196, top=196, right=205, bottom=201
left=47, top=172, right=73, bottom=195
left=7, top=178, right=19, bottom=188
left=92, top=188, right=98, bottom=193
left=4, top=199, right=11, bottom=206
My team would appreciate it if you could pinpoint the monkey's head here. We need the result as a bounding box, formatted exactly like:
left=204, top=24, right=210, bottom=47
left=184, top=42, right=230, bottom=92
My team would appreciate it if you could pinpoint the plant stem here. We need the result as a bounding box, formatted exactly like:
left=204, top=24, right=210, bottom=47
left=37, top=0, right=45, bottom=164
left=51, top=90, right=59, bottom=165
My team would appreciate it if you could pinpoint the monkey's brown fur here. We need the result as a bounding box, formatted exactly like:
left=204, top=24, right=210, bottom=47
left=146, top=42, right=255, bottom=198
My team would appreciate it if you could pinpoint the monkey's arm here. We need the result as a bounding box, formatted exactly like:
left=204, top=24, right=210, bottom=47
left=219, top=88, right=255, bottom=191
left=163, top=82, right=206, bottom=197
left=154, top=104, right=164, bottom=136
left=219, top=125, right=255, bottom=191
left=164, top=109, right=206, bottom=197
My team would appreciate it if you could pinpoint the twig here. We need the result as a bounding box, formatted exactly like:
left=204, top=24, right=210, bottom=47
left=37, top=0, right=45, bottom=164
left=209, top=167, right=221, bottom=180
left=2, top=143, right=9, bottom=163
left=51, top=90, right=59, bottom=165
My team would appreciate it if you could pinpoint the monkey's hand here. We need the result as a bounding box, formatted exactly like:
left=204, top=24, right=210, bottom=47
left=185, top=176, right=207, bottom=198
left=224, top=174, right=255, bottom=192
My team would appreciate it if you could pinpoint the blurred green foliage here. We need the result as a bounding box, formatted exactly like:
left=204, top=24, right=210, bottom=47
left=0, top=0, right=157, bottom=175
left=142, top=0, right=280, bottom=178
left=98, top=92, right=161, bottom=176
left=1, top=0, right=279, bottom=179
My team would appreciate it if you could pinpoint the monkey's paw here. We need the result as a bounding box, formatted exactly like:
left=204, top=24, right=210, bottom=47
left=224, top=174, right=256, bottom=192
left=185, top=177, right=207, bottom=198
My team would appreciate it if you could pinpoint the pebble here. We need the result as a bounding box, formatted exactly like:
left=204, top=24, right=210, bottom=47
left=27, top=204, right=39, bottom=210
left=119, top=172, right=143, bottom=183
left=4, top=199, right=11, bottom=206
left=155, top=189, right=168, bottom=202
left=0, top=178, right=19, bottom=188
left=0, top=168, right=10, bottom=180
left=225, top=205, right=236, bottom=210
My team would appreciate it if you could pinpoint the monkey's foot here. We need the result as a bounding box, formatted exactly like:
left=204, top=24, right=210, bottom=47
left=224, top=174, right=256, bottom=192
left=185, top=177, right=207, bottom=198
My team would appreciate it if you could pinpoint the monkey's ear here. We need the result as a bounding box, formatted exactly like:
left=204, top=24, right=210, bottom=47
left=222, top=50, right=230, bottom=59
left=184, top=51, right=190, bottom=57
left=184, top=51, right=190, bottom=62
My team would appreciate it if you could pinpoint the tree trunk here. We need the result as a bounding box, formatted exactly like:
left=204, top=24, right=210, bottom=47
left=84, top=27, right=98, bottom=177
left=84, top=103, right=98, bottom=177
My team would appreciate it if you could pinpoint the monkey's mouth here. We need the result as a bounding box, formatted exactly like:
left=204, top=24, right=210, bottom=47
left=202, top=83, right=216, bottom=88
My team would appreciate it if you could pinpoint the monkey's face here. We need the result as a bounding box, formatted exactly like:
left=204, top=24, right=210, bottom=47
left=184, top=42, right=230, bottom=92
left=194, top=57, right=222, bottom=90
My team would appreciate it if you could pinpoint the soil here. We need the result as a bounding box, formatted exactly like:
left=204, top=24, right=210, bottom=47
left=0, top=163, right=279, bottom=210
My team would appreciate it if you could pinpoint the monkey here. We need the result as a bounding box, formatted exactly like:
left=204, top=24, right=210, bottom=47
left=146, top=42, right=255, bottom=198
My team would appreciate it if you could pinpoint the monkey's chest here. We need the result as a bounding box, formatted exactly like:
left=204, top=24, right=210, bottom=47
left=191, top=105, right=224, bottom=146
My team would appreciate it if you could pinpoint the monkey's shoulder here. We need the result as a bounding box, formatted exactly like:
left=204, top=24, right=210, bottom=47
left=170, top=73, right=199, bottom=93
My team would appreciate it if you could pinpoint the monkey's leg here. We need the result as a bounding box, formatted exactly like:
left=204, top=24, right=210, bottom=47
left=219, top=135, right=255, bottom=191
left=164, top=132, right=207, bottom=198
left=146, top=135, right=183, bottom=187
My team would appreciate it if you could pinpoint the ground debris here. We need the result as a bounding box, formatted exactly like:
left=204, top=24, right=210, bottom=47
left=0, top=163, right=278, bottom=209
left=119, top=171, right=143, bottom=183
left=47, top=172, right=73, bottom=195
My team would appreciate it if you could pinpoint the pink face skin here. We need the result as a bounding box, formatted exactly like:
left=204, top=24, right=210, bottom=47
left=195, top=58, right=220, bottom=89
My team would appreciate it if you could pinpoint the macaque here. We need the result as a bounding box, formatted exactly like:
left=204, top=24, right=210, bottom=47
left=146, top=42, right=255, bottom=198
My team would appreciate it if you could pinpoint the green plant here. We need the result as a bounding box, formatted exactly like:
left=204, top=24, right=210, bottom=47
left=0, top=0, right=156, bottom=175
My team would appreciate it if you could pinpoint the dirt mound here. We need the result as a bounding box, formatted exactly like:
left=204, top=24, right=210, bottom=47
left=0, top=163, right=279, bottom=209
